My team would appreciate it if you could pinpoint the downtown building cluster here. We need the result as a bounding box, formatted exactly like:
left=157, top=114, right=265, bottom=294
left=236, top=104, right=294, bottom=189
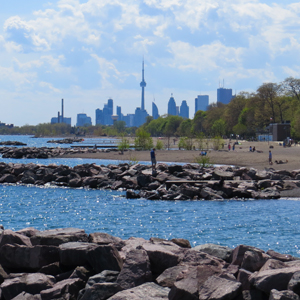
left=51, top=63, right=235, bottom=127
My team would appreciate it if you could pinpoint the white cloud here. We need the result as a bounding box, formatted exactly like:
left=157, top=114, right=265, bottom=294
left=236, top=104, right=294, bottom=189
left=167, top=40, right=243, bottom=72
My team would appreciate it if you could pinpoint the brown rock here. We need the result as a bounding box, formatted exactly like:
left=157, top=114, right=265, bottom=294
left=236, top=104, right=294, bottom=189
left=117, top=248, right=152, bottom=290
left=198, top=275, right=242, bottom=300
left=1, top=273, right=55, bottom=300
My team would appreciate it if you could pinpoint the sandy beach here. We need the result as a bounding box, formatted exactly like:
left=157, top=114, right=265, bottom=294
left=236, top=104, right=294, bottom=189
left=59, top=139, right=300, bottom=171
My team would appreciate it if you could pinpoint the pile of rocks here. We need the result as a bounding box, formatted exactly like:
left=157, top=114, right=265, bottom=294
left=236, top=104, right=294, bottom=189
left=0, top=147, right=113, bottom=159
left=46, top=138, right=84, bottom=144
left=0, top=161, right=299, bottom=200
left=0, top=141, right=26, bottom=146
left=0, top=227, right=299, bottom=299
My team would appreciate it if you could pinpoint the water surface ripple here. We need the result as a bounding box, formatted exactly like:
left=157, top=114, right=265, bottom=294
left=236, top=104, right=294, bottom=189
left=1, top=184, right=300, bottom=256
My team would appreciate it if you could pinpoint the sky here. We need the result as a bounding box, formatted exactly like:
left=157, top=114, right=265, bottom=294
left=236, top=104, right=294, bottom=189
left=1, top=0, right=300, bottom=126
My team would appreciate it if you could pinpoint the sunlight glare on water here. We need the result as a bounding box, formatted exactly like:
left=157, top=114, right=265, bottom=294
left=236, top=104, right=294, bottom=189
left=1, top=184, right=300, bottom=256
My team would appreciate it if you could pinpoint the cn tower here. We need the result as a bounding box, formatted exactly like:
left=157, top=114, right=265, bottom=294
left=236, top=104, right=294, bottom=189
left=140, top=60, right=146, bottom=111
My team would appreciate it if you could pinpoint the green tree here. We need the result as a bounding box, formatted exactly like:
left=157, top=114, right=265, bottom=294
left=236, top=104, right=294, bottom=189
left=211, top=119, right=226, bottom=137
left=134, top=128, right=153, bottom=150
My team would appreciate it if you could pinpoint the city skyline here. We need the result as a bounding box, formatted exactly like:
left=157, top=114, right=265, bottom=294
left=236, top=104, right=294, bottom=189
left=1, top=1, right=300, bottom=126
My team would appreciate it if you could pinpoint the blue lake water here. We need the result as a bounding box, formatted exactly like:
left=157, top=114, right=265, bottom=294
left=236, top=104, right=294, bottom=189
left=0, top=135, right=300, bottom=256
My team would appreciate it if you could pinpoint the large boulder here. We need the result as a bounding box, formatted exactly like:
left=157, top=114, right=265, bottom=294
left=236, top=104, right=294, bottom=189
left=1, top=273, right=55, bottom=300
left=40, top=278, right=85, bottom=300
left=59, top=242, right=99, bottom=267
left=0, top=244, right=59, bottom=271
left=142, top=241, right=186, bottom=277
left=88, top=232, right=122, bottom=245
left=87, top=245, right=123, bottom=273
left=117, top=248, right=152, bottom=290
left=107, top=282, right=170, bottom=300
left=193, top=244, right=232, bottom=263
left=0, top=229, right=32, bottom=247
left=231, top=244, right=264, bottom=266
left=269, top=289, right=299, bottom=300
left=156, top=265, right=189, bottom=288
left=31, top=228, right=88, bottom=246
left=198, top=275, right=242, bottom=300
left=249, top=266, right=300, bottom=294
left=169, top=265, right=222, bottom=300
left=241, top=250, right=270, bottom=272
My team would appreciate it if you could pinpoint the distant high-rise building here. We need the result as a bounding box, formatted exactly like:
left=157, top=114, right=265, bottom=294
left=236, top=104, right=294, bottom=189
left=168, top=94, right=177, bottom=116
left=76, top=113, right=92, bottom=127
left=217, top=88, right=233, bottom=104
left=116, top=106, right=123, bottom=121
left=140, top=60, right=146, bottom=111
left=152, top=102, right=159, bottom=119
left=179, top=100, right=189, bottom=119
left=95, top=98, right=114, bottom=125
left=195, top=95, right=209, bottom=114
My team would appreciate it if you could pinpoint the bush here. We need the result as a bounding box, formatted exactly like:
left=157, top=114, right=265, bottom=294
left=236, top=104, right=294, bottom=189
left=194, top=155, right=212, bottom=168
left=155, top=139, right=164, bottom=150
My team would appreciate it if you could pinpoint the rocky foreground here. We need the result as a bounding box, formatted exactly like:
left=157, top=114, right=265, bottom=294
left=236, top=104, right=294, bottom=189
left=0, top=147, right=109, bottom=159
left=0, top=161, right=299, bottom=200
left=0, top=227, right=299, bottom=300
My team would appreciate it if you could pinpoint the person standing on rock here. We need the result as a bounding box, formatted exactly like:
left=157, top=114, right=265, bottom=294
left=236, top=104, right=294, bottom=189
left=269, top=150, right=273, bottom=165
left=150, top=148, right=156, bottom=171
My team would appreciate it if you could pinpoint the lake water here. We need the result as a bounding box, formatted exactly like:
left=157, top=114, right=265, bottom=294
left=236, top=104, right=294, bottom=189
left=0, top=135, right=299, bottom=256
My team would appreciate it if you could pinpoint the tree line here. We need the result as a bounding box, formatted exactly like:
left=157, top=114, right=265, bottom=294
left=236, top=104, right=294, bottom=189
left=1, top=77, right=300, bottom=139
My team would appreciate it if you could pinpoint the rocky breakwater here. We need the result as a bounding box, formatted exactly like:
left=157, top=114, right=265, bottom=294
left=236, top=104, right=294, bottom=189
left=0, top=227, right=299, bottom=299
left=0, top=161, right=299, bottom=200
left=0, top=147, right=114, bottom=159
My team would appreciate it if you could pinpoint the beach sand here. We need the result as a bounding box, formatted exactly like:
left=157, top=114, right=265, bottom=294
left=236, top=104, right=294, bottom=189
left=59, top=139, right=300, bottom=171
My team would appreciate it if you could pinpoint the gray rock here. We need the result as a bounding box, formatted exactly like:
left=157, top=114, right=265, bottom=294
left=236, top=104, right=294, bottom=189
left=249, top=266, right=300, bottom=294
left=241, top=250, right=270, bottom=272
left=156, top=265, right=189, bottom=287
left=117, top=248, right=152, bottom=290
left=0, top=244, right=59, bottom=271
left=237, top=268, right=252, bottom=291
left=1, top=273, right=55, bottom=300
left=288, top=271, right=300, bottom=295
left=40, top=278, right=84, bottom=300
left=231, top=244, right=265, bottom=266
left=107, top=282, right=170, bottom=300
left=142, top=241, right=185, bottom=276
left=88, top=232, right=122, bottom=245
left=169, top=265, right=222, bottom=300
left=260, top=259, right=287, bottom=272
left=80, top=282, right=121, bottom=300
left=87, top=245, right=123, bottom=273
left=193, top=244, right=232, bottom=262
left=11, top=292, right=41, bottom=300
left=267, top=250, right=298, bottom=262
left=269, top=289, right=299, bottom=300
left=0, top=229, right=32, bottom=247
left=198, top=275, right=242, bottom=300
left=31, top=228, right=88, bottom=246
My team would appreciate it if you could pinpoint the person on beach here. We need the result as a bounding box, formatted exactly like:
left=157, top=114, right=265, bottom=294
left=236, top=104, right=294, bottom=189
left=249, top=146, right=252, bottom=152
left=269, top=150, right=273, bottom=165
left=150, top=148, right=156, bottom=171
left=228, top=144, right=231, bottom=151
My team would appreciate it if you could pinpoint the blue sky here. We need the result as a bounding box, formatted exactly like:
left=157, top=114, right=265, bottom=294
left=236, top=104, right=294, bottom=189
left=1, top=0, right=300, bottom=126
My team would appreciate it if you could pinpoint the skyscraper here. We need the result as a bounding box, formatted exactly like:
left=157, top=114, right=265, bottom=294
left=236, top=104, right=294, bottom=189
left=152, top=102, right=159, bottom=119
left=195, top=95, right=209, bottom=114
left=217, top=88, right=233, bottom=104
left=168, top=94, right=177, bottom=116
left=179, top=100, right=189, bottom=119
left=95, top=98, right=114, bottom=125
left=76, top=113, right=92, bottom=126
left=140, top=60, right=146, bottom=111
